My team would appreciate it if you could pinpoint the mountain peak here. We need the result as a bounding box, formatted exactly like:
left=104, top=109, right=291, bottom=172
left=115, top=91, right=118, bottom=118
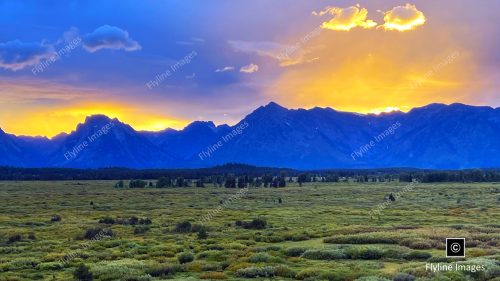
left=84, top=114, right=114, bottom=124
left=264, top=101, right=286, bottom=110
left=246, top=101, right=288, bottom=121
left=184, top=121, right=216, bottom=132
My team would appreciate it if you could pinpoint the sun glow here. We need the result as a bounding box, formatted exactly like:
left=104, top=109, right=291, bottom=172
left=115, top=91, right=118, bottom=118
left=369, top=106, right=402, bottom=115
left=1, top=102, right=188, bottom=138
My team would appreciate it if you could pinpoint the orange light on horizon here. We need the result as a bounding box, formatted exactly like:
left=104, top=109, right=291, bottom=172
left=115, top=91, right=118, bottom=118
left=0, top=102, right=189, bottom=138
left=369, top=106, right=402, bottom=115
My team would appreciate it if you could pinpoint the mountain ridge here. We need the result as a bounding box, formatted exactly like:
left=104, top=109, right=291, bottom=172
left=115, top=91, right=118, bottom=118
left=1, top=102, right=499, bottom=169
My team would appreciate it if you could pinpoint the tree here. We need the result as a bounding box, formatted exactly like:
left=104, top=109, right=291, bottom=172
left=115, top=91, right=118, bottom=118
left=74, top=264, right=93, bottom=281
left=297, top=174, right=308, bottom=187
left=224, top=176, right=236, bottom=188
left=237, top=176, right=246, bottom=188
left=262, top=174, right=273, bottom=188
left=129, top=179, right=147, bottom=188
left=389, top=193, right=396, bottom=201
left=175, top=177, right=186, bottom=187
left=156, top=177, right=172, bottom=188
left=196, top=180, right=205, bottom=188
left=197, top=228, right=208, bottom=239
left=278, top=176, right=286, bottom=187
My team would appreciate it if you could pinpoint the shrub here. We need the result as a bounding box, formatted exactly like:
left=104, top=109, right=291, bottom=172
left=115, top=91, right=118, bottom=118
left=197, top=228, right=208, bottom=239
left=403, top=251, right=432, bottom=260
left=8, top=234, right=22, bottom=243
left=133, top=226, right=150, bottom=235
left=51, top=215, right=62, bottom=222
left=393, top=273, right=416, bottom=281
left=175, top=221, right=192, bottom=233
left=200, top=272, right=226, bottom=279
left=284, top=247, right=307, bottom=257
left=400, top=239, right=432, bottom=249
left=242, top=218, right=267, bottom=229
left=74, top=264, right=93, bottom=281
left=486, top=267, right=500, bottom=280
left=249, top=253, right=271, bottom=263
left=36, top=262, right=64, bottom=271
left=196, top=250, right=228, bottom=262
left=82, top=228, right=113, bottom=240
left=324, top=234, right=399, bottom=244
left=287, top=233, right=310, bottom=241
left=235, top=266, right=275, bottom=278
left=273, top=265, right=296, bottom=278
left=190, top=224, right=204, bottom=232
left=355, top=277, right=391, bottom=281
left=178, top=252, right=194, bottom=264
left=301, top=249, right=346, bottom=260
left=296, top=269, right=322, bottom=280
left=129, top=216, right=139, bottom=225
left=265, top=245, right=281, bottom=251
left=139, top=218, right=152, bottom=225
left=345, top=247, right=384, bottom=260
left=99, top=216, right=115, bottom=224
left=146, top=264, right=183, bottom=277
left=320, top=269, right=360, bottom=281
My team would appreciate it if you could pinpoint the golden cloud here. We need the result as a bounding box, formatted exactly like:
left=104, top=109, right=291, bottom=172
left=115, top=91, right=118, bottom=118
left=380, top=3, right=426, bottom=31
left=313, top=4, right=377, bottom=31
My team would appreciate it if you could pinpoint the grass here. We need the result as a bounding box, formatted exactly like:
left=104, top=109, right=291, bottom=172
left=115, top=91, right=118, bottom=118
left=0, top=181, right=498, bottom=280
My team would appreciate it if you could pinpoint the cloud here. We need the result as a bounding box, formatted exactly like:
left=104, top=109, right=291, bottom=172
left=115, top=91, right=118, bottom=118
left=62, top=27, right=80, bottom=44
left=216, top=66, right=235, bottom=72
left=176, top=37, right=205, bottom=46
left=229, top=40, right=285, bottom=58
left=380, top=4, right=426, bottom=31
left=0, top=40, right=54, bottom=71
left=83, top=25, right=141, bottom=52
left=240, top=63, right=259, bottom=73
left=228, top=40, right=316, bottom=67
left=313, top=4, right=377, bottom=31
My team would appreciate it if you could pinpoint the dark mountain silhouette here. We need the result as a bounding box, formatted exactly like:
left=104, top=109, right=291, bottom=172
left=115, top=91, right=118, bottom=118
left=0, top=102, right=499, bottom=169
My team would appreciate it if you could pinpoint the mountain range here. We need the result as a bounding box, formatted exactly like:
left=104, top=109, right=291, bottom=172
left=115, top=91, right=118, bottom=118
left=1, top=102, right=499, bottom=169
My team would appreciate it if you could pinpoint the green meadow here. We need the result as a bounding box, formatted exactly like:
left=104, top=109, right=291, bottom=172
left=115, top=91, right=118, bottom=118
left=0, top=181, right=498, bottom=280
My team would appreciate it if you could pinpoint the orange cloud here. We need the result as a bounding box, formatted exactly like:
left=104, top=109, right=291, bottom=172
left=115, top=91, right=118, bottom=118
left=380, top=4, right=426, bottom=31
left=314, top=4, right=377, bottom=31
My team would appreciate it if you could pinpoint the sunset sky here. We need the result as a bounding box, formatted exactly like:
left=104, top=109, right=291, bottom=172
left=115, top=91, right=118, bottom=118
left=1, top=0, right=499, bottom=137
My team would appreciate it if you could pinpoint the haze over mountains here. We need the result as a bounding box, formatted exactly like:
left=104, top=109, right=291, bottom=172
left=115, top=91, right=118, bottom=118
left=1, top=102, right=499, bottom=170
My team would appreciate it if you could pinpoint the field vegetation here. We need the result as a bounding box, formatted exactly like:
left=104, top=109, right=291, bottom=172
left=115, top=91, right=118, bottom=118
left=0, top=180, right=498, bottom=280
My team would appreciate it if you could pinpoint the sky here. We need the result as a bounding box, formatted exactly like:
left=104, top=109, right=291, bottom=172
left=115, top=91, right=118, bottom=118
left=1, top=0, right=499, bottom=137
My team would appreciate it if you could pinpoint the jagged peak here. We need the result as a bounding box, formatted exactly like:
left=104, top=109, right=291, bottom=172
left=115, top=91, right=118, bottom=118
left=264, top=101, right=286, bottom=110
left=184, top=120, right=216, bottom=130
left=84, top=114, right=115, bottom=124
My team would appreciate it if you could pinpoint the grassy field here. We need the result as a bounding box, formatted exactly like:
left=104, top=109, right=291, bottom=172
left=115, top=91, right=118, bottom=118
left=0, top=181, right=498, bottom=280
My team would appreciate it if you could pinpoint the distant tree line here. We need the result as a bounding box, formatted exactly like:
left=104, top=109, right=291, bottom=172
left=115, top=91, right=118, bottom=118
left=113, top=169, right=500, bottom=189
left=1, top=164, right=500, bottom=183
left=117, top=173, right=290, bottom=189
